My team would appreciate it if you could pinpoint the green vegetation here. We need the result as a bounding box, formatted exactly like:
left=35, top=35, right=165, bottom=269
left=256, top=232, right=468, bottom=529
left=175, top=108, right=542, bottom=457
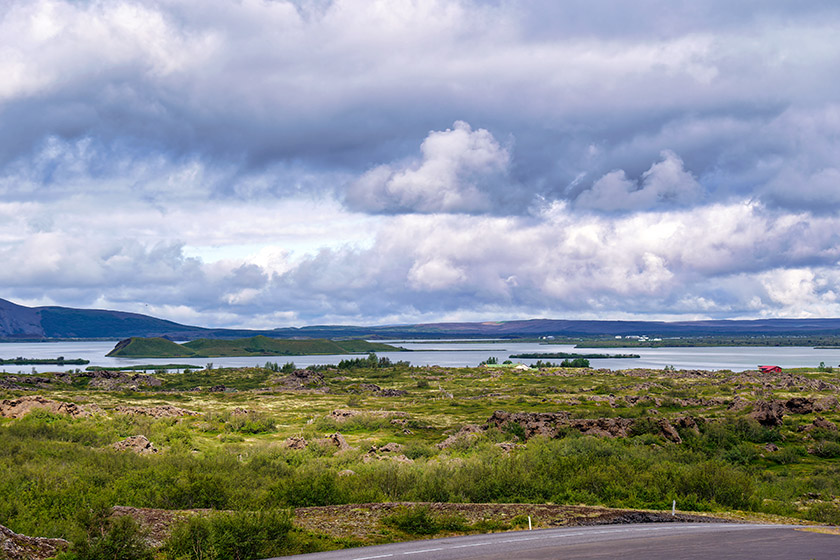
left=510, top=353, right=640, bottom=359
left=107, top=336, right=404, bottom=358
left=106, top=338, right=194, bottom=358
left=164, top=510, right=294, bottom=560
left=531, top=357, right=590, bottom=368
left=58, top=509, right=152, bottom=560
left=382, top=506, right=471, bottom=535
left=337, top=353, right=409, bottom=370
left=0, top=357, right=89, bottom=365
left=1, top=359, right=839, bottom=557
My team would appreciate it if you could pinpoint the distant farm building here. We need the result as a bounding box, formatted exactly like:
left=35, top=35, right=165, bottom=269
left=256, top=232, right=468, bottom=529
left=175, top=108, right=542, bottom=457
left=758, top=365, right=782, bottom=374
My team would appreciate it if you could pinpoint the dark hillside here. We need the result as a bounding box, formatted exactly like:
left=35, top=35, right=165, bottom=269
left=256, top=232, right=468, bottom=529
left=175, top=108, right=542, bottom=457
left=38, top=306, right=212, bottom=339
left=4, top=297, right=840, bottom=341
left=0, top=298, right=44, bottom=338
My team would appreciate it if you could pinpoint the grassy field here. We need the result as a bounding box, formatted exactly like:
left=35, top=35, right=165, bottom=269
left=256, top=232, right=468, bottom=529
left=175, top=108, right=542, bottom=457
left=1, top=358, right=839, bottom=557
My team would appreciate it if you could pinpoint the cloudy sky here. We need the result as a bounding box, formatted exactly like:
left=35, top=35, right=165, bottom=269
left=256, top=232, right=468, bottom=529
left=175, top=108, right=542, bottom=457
left=2, top=0, right=840, bottom=328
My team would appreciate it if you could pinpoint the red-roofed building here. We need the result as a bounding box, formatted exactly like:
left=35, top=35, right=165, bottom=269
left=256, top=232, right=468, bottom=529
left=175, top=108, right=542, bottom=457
left=758, top=365, right=782, bottom=374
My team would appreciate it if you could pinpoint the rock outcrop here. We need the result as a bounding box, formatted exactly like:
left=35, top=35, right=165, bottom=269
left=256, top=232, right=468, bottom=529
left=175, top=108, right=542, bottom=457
left=327, top=432, right=353, bottom=451
left=484, top=411, right=639, bottom=439
left=283, top=436, right=308, bottom=449
left=0, top=523, right=68, bottom=560
left=114, top=405, right=195, bottom=418
left=749, top=397, right=838, bottom=427
left=0, top=396, right=92, bottom=418
left=437, top=424, right=484, bottom=449
left=84, top=371, right=162, bottom=390
left=274, top=369, right=327, bottom=390
left=111, top=435, right=158, bottom=455
left=749, top=400, right=786, bottom=426
left=484, top=411, right=572, bottom=439
left=0, top=370, right=161, bottom=391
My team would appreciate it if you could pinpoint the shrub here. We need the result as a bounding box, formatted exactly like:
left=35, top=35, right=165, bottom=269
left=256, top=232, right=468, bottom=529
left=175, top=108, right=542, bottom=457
left=510, top=514, right=530, bottom=528
left=805, top=502, right=840, bottom=525
left=382, top=506, right=441, bottom=535
left=225, top=412, right=276, bottom=434
left=677, top=461, right=756, bottom=510
left=811, top=441, right=840, bottom=459
left=766, top=445, right=805, bottom=465
left=502, top=422, right=526, bottom=441
left=164, top=509, right=293, bottom=560
left=270, top=468, right=345, bottom=507
left=58, top=509, right=152, bottom=560
left=722, top=443, right=759, bottom=466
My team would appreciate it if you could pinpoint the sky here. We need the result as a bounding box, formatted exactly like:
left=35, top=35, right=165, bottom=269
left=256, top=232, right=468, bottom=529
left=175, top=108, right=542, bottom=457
left=2, top=0, right=840, bottom=328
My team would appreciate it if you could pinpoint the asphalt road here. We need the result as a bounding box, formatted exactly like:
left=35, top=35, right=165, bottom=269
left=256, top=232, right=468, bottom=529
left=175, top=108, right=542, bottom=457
left=273, top=523, right=839, bottom=560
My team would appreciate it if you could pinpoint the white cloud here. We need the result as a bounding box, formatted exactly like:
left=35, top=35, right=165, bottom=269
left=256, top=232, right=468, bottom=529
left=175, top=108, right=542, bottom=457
left=575, top=151, right=704, bottom=211
left=346, top=121, right=510, bottom=213
left=2, top=195, right=840, bottom=326
left=408, top=259, right=467, bottom=291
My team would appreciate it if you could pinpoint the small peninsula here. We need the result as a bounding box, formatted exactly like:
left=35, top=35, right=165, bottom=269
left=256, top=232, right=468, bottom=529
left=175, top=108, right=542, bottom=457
left=106, top=335, right=404, bottom=358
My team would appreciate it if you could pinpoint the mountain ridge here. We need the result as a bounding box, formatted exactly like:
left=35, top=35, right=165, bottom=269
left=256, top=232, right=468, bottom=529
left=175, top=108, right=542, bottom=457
left=3, top=298, right=840, bottom=341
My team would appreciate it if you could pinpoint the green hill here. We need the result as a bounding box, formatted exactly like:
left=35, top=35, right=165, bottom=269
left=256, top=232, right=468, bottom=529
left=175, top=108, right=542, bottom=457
left=107, top=337, right=197, bottom=358
left=107, top=336, right=402, bottom=358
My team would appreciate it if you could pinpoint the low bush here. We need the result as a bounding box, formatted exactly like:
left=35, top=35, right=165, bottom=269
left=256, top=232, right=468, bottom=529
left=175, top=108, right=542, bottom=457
left=805, top=502, right=840, bottom=525
left=811, top=441, right=840, bottom=459
left=382, top=506, right=442, bottom=535
left=225, top=412, right=276, bottom=434
left=58, top=508, right=152, bottom=560
left=164, top=509, right=293, bottom=560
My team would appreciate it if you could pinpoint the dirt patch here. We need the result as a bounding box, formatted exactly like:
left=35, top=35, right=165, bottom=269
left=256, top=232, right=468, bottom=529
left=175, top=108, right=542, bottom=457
left=0, top=395, right=94, bottom=419
left=0, top=523, right=68, bottom=560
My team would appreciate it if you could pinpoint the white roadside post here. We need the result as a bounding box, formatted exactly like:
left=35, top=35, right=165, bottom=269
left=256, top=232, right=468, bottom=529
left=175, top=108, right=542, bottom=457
left=672, top=500, right=676, bottom=516
left=528, top=516, right=532, bottom=530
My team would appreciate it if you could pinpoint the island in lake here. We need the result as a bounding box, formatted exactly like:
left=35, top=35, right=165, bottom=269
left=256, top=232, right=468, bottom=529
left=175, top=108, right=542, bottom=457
left=0, top=357, right=90, bottom=365
left=106, top=335, right=404, bottom=358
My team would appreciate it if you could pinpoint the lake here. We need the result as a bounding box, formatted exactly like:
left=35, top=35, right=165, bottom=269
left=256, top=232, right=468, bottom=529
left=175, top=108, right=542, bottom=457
left=1, top=339, right=840, bottom=373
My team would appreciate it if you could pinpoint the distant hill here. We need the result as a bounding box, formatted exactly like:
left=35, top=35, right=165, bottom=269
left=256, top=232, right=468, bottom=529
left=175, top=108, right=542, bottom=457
left=107, top=336, right=402, bottom=358
left=0, top=298, right=269, bottom=341
left=4, top=297, right=840, bottom=341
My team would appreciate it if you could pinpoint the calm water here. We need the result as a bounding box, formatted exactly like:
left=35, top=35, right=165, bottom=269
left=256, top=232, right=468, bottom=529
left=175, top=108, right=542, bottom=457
left=2, top=339, right=840, bottom=374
